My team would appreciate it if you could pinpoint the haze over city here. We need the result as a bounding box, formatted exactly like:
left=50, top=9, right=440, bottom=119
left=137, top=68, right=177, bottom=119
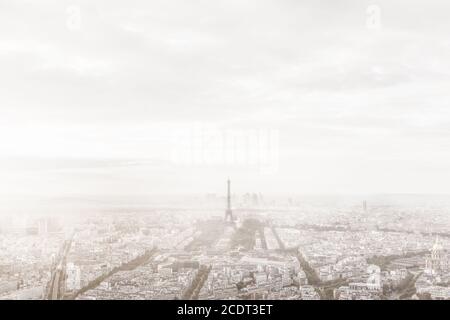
left=1, top=0, right=450, bottom=302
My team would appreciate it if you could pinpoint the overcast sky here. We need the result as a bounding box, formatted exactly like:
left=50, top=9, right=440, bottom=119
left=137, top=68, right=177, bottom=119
left=1, top=0, right=450, bottom=198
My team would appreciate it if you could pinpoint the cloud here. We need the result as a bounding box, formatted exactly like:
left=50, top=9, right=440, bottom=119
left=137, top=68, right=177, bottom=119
left=1, top=0, right=450, bottom=195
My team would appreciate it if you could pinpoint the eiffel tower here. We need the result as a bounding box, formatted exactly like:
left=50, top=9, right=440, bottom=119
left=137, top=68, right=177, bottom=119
left=225, top=179, right=233, bottom=223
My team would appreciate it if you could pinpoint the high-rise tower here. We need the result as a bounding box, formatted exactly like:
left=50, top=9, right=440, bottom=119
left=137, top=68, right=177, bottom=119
left=225, top=179, right=233, bottom=222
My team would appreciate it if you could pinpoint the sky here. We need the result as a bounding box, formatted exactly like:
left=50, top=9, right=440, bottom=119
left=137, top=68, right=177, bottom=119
left=1, top=0, right=450, bottom=199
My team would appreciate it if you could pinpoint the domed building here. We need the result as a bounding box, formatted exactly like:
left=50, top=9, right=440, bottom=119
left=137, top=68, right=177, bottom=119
left=366, top=265, right=381, bottom=291
left=424, top=236, right=448, bottom=276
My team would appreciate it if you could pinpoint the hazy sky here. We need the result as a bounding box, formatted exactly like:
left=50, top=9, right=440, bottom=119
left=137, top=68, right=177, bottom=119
left=1, top=0, right=450, bottom=198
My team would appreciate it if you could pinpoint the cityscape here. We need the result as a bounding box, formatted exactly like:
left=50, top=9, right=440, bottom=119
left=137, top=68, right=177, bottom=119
left=1, top=180, right=449, bottom=300
left=2, top=0, right=450, bottom=304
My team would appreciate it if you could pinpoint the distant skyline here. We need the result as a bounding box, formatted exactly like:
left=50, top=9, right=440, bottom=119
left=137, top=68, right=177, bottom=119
left=2, top=0, right=450, bottom=199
